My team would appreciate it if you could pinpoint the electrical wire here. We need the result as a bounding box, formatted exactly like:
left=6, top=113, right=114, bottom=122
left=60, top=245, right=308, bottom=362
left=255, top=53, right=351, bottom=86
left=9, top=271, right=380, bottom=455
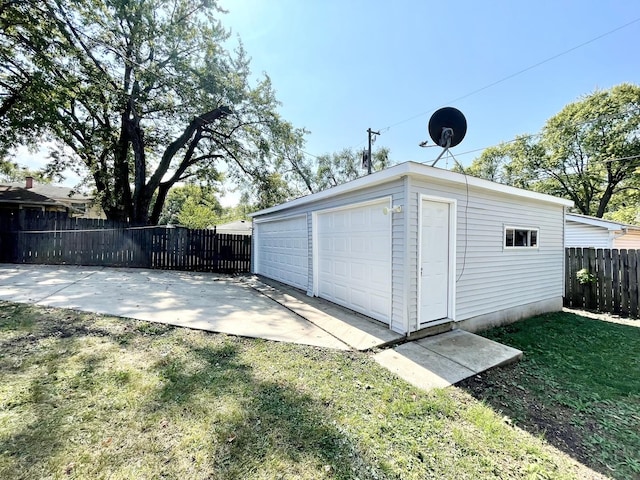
left=300, top=17, right=640, bottom=161
left=446, top=149, right=469, bottom=284
left=420, top=105, right=640, bottom=163
left=379, top=16, right=640, bottom=133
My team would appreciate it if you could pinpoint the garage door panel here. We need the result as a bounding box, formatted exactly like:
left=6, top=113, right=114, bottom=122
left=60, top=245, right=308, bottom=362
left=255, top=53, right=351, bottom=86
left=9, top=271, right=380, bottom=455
left=317, top=200, right=392, bottom=324
left=256, top=216, right=308, bottom=290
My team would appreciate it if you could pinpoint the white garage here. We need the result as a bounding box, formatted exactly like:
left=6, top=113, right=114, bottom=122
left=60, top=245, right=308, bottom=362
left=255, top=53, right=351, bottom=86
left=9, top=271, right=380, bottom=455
left=314, top=199, right=392, bottom=324
left=253, top=215, right=308, bottom=290
left=251, top=162, right=572, bottom=335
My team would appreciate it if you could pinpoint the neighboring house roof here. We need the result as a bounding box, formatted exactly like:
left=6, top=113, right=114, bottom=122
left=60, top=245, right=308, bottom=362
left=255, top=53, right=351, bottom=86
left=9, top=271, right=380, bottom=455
left=565, top=212, right=640, bottom=231
left=7, top=181, right=92, bottom=202
left=250, top=161, right=574, bottom=217
left=213, top=220, right=252, bottom=235
left=0, top=184, right=68, bottom=209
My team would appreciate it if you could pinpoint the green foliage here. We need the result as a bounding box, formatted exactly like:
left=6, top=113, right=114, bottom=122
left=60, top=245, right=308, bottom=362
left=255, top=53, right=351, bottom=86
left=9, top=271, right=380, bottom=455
left=464, top=84, right=640, bottom=218
left=158, top=184, right=255, bottom=228
left=0, top=0, right=311, bottom=223
left=0, top=160, right=52, bottom=183
left=576, top=268, right=596, bottom=285
left=158, top=184, right=223, bottom=228
left=314, top=147, right=391, bottom=191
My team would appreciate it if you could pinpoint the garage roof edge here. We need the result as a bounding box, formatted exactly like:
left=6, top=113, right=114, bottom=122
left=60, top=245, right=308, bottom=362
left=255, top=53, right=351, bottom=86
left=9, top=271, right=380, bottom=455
left=250, top=161, right=574, bottom=217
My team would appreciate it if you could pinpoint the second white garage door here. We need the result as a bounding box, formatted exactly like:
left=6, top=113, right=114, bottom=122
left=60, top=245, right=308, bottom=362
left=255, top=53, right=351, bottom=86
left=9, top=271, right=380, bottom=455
left=315, top=199, right=392, bottom=324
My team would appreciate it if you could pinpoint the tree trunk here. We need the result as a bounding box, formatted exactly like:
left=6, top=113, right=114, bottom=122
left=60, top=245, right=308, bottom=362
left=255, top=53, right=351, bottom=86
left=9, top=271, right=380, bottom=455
left=596, top=182, right=618, bottom=218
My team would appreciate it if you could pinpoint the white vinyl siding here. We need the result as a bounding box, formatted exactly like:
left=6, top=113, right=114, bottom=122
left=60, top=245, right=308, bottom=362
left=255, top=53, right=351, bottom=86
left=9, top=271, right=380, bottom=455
left=409, top=178, right=565, bottom=325
left=251, top=162, right=568, bottom=335
left=565, top=221, right=612, bottom=248
left=253, top=179, right=407, bottom=332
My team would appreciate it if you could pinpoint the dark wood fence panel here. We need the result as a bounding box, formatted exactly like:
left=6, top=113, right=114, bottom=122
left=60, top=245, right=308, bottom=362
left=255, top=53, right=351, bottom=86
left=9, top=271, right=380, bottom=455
left=565, top=247, right=639, bottom=318
left=0, top=210, right=251, bottom=273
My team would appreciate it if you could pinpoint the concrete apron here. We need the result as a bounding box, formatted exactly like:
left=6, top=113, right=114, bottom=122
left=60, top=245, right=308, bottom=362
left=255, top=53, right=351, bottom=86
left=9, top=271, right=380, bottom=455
left=0, top=264, right=522, bottom=391
left=244, top=276, right=523, bottom=390
left=0, top=264, right=348, bottom=350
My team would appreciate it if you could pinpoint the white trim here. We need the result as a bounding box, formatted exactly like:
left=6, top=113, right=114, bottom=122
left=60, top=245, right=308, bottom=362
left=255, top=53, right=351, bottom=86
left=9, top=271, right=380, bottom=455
left=311, top=211, right=319, bottom=296
left=503, top=225, right=540, bottom=250
left=252, top=214, right=308, bottom=282
left=565, top=213, right=640, bottom=231
left=252, top=212, right=307, bottom=224
left=252, top=221, right=258, bottom=274
left=417, top=194, right=457, bottom=331
left=250, top=161, right=573, bottom=218
left=402, top=175, right=412, bottom=334
left=312, top=196, right=393, bottom=323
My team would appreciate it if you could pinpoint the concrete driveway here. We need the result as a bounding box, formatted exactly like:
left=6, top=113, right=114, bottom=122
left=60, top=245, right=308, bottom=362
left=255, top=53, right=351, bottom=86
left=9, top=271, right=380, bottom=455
left=0, top=264, right=349, bottom=349
left=0, top=263, right=522, bottom=391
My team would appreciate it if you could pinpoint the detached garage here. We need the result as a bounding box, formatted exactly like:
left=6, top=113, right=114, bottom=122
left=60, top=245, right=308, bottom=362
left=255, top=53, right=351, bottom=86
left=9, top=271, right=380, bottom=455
left=251, top=161, right=573, bottom=335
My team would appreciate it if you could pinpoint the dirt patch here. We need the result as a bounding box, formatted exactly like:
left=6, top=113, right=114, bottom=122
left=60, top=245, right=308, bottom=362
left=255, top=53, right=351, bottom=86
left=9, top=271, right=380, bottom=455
left=457, top=367, right=608, bottom=478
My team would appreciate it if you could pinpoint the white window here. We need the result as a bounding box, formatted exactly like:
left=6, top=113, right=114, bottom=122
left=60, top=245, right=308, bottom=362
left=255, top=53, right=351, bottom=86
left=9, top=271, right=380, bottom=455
left=504, top=227, right=538, bottom=248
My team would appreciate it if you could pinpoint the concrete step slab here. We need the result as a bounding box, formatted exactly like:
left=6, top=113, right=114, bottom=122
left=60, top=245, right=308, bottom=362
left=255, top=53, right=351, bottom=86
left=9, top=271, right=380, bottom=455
left=374, top=329, right=522, bottom=391
left=415, top=329, right=523, bottom=374
left=375, top=342, right=475, bottom=390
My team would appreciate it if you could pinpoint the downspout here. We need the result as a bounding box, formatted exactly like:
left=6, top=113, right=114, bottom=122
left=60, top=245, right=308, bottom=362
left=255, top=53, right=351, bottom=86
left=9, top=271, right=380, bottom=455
left=611, top=226, right=629, bottom=246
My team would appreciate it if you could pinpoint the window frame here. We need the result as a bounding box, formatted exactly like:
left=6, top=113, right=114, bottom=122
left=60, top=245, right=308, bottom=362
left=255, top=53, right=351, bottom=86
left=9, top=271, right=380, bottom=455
left=503, top=226, right=539, bottom=249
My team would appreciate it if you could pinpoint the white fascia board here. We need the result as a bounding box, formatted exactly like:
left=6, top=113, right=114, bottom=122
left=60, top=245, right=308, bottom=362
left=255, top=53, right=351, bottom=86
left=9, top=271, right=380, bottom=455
left=250, top=161, right=574, bottom=218
left=566, top=213, right=640, bottom=231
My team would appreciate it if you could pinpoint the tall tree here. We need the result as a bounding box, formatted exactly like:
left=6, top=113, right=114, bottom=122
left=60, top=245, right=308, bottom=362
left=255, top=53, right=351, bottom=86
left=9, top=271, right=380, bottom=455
left=1, top=0, right=310, bottom=224
left=462, top=84, right=640, bottom=218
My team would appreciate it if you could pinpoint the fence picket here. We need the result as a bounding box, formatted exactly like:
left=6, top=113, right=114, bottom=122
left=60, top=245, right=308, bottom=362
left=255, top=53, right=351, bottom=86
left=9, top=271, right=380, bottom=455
left=0, top=210, right=251, bottom=274
left=564, top=247, right=638, bottom=318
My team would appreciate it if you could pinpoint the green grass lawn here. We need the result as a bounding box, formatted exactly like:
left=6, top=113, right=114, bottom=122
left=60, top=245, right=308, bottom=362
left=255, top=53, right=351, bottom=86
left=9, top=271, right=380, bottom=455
left=0, top=302, right=627, bottom=479
left=459, top=312, right=640, bottom=480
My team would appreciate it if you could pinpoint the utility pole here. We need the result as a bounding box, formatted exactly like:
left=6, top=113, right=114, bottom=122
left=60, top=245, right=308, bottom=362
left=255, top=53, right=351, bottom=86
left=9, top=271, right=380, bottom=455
left=367, top=128, right=380, bottom=175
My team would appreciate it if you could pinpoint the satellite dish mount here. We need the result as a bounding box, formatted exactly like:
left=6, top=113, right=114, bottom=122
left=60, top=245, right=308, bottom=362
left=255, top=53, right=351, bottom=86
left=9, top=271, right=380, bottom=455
left=427, top=107, right=467, bottom=167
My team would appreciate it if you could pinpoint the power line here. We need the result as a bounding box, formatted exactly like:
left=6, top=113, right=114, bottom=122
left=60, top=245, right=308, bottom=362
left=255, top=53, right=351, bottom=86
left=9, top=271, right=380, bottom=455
left=300, top=17, right=640, bottom=163
left=380, top=16, right=640, bottom=132
left=449, top=106, right=640, bottom=160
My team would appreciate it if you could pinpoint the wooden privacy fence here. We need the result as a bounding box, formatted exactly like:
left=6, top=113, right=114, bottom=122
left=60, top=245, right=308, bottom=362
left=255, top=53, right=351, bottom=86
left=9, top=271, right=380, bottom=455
left=0, top=211, right=251, bottom=273
left=565, top=247, right=639, bottom=318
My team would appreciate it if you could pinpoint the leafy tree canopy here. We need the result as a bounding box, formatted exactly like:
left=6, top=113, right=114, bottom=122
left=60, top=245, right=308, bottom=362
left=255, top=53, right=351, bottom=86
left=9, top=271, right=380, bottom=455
left=158, top=184, right=254, bottom=228
left=460, top=84, right=640, bottom=220
left=314, top=147, right=391, bottom=192
left=0, top=0, right=312, bottom=224
left=0, top=160, right=52, bottom=183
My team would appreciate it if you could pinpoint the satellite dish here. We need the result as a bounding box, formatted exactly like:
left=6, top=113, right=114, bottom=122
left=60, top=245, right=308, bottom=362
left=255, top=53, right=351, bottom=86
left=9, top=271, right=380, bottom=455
left=428, top=107, right=467, bottom=148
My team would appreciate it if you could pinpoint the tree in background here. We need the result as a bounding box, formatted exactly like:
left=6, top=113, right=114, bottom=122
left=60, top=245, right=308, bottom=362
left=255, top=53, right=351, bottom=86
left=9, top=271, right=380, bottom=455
left=314, top=147, right=391, bottom=191
left=1, top=0, right=312, bottom=224
left=0, top=161, right=52, bottom=183
left=158, top=184, right=256, bottom=229
left=461, top=84, right=640, bottom=220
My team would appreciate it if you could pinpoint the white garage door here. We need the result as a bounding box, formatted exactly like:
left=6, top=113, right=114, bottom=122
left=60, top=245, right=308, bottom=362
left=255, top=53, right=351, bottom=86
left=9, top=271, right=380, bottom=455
left=316, top=199, right=392, bottom=324
left=255, top=216, right=308, bottom=290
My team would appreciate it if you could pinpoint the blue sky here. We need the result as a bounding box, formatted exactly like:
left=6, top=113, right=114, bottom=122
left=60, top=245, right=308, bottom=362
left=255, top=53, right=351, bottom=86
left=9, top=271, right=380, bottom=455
left=222, top=0, right=640, bottom=169
left=14, top=0, right=640, bottom=204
